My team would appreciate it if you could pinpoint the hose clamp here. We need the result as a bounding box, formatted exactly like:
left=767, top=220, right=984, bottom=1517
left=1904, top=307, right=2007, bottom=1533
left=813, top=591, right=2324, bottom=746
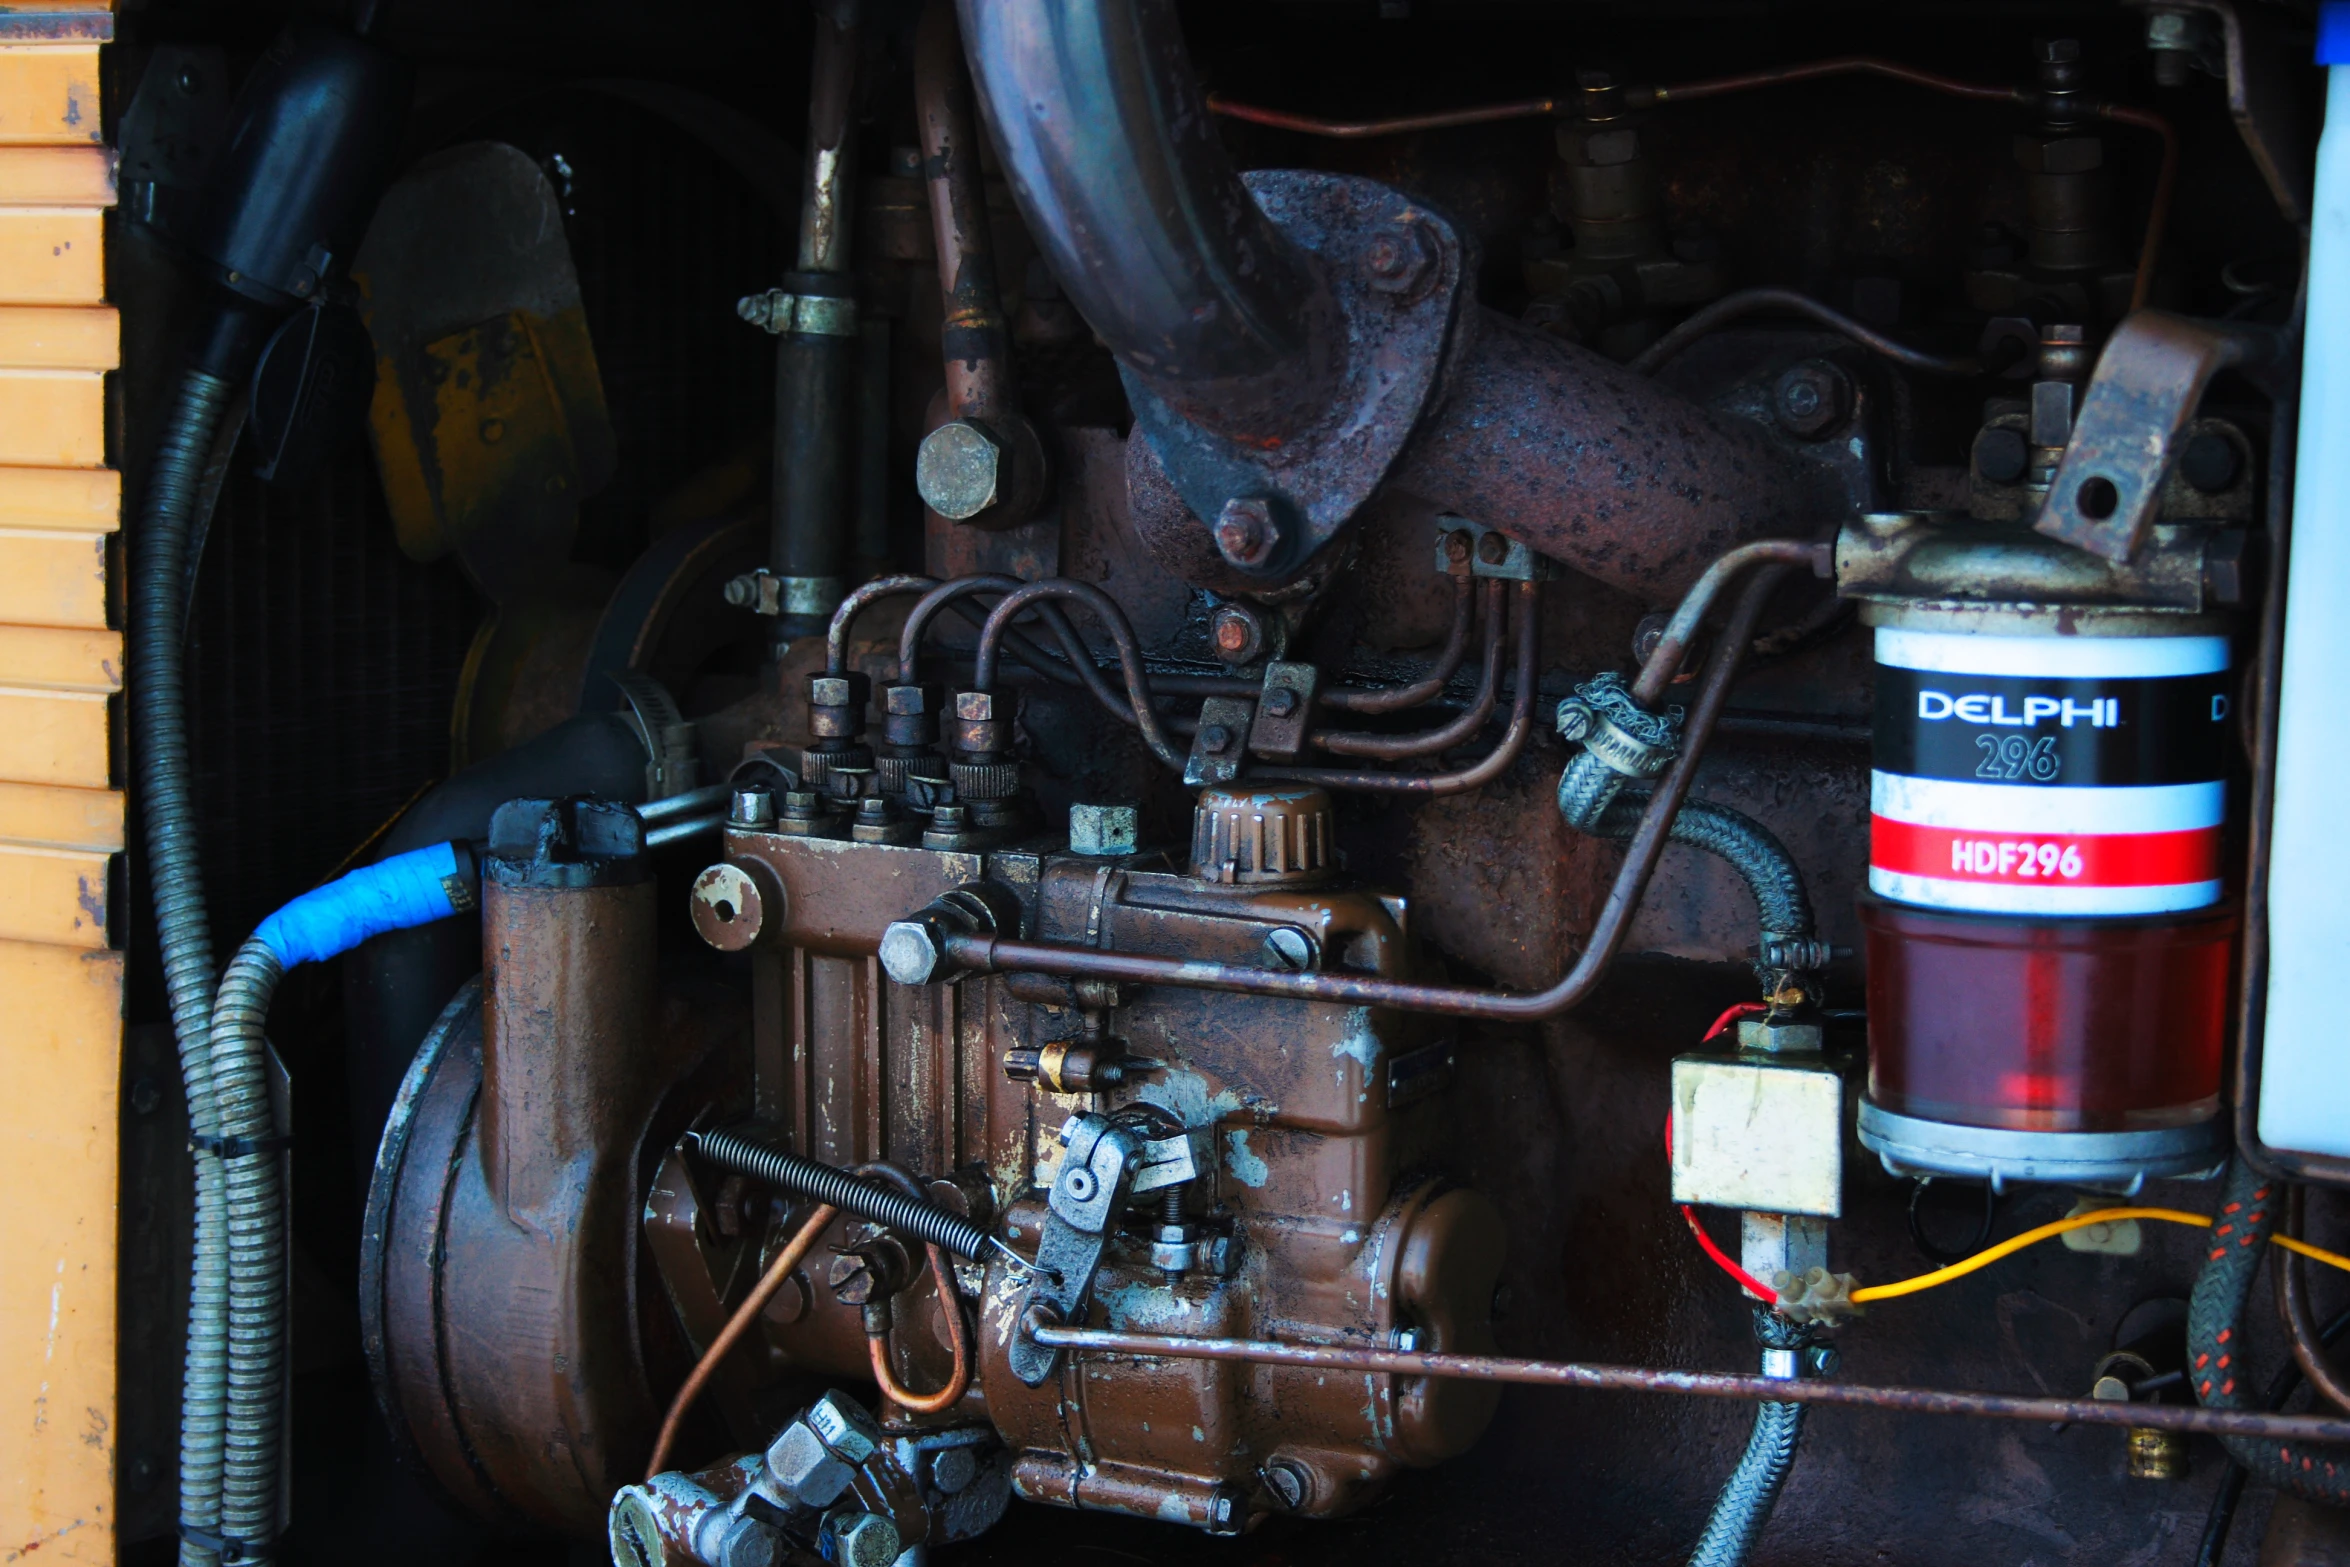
left=1555, top=672, right=1682, bottom=778
left=737, top=288, right=860, bottom=338
left=1760, top=1347, right=1800, bottom=1381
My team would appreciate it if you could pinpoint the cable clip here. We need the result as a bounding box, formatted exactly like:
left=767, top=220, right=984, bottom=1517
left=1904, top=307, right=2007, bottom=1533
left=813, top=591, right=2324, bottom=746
left=178, top=1523, right=257, bottom=1561
left=189, top=1131, right=292, bottom=1160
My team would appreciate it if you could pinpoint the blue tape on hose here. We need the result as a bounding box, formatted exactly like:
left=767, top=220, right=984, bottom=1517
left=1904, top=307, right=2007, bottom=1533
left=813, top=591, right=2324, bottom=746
left=2323, top=2, right=2350, bottom=64
left=253, top=841, right=468, bottom=969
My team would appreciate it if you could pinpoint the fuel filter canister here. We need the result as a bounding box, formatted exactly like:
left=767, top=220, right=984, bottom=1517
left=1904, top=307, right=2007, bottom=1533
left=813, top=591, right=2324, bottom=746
left=1855, top=601, right=2235, bottom=1189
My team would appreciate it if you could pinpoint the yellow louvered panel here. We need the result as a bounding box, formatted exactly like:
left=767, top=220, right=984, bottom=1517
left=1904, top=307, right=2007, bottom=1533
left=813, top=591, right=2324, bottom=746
left=0, top=44, right=102, bottom=146
left=0, top=306, right=115, bottom=369
left=0, top=686, right=108, bottom=787
left=0, top=368, right=102, bottom=466
left=0, top=14, right=116, bottom=1560
left=0, top=528, right=106, bottom=628
left=0, top=624, right=116, bottom=690
left=0, top=937, right=121, bottom=1557
left=0, top=144, right=110, bottom=205
left=0, top=841, right=107, bottom=947
left=0, top=781, right=119, bottom=851
left=0, top=207, right=102, bottom=303
left=0, top=462, right=114, bottom=529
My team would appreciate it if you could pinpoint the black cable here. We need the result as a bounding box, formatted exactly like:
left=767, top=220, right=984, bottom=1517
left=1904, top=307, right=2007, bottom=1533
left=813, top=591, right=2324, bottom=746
left=2194, top=1303, right=2350, bottom=1567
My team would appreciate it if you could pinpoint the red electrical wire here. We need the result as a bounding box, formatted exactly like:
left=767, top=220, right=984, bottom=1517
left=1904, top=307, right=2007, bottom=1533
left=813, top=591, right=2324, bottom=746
left=1672, top=1000, right=1779, bottom=1303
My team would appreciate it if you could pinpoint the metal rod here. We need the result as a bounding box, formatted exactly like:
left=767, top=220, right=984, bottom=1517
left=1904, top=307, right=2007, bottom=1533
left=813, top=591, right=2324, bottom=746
left=644, top=812, right=725, bottom=850
left=1028, top=1324, right=2350, bottom=1445
left=1322, top=572, right=1477, bottom=714
left=1631, top=540, right=1826, bottom=706
left=1206, top=91, right=1561, bottom=140
left=1312, top=580, right=1505, bottom=758
left=942, top=568, right=1787, bottom=1017
left=1629, top=289, right=1983, bottom=379
left=636, top=785, right=731, bottom=825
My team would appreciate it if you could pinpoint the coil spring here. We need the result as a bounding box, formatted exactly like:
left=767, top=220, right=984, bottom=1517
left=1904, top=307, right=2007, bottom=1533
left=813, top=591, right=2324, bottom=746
left=687, top=1127, right=989, bottom=1260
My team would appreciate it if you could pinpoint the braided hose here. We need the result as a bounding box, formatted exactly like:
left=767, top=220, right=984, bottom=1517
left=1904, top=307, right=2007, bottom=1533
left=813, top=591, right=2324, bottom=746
left=131, top=367, right=235, bottom=1567
left=210, top=939, right=289, bottom=1560
left=688, top=1127, right=989, bottom=1259
left=2189, top=1160, right=2350, bottom=1505
left=1688, top=1311, right=1812, bottom=1567
left=1595, top=794, right=1816, bottom=940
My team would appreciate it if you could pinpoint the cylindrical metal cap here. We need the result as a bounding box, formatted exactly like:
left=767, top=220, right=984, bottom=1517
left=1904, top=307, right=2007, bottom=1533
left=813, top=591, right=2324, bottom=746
left=1188, top=785, right=1334, bottom=885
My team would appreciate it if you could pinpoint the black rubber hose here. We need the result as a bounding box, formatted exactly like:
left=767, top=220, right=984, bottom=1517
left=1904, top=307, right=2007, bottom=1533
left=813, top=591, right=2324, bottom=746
left=1688, top=1311, right=1811, bottom=1567
left=688, top=1127, right=989, bottom=1260
left=1595, top=794, right=1816, bottom=989
left=2187, top=1160, right=2350, bottom=1506
left=131, top=366, right=237, bottom=1566
left=2196, top=1305, right=2350, bottom=1567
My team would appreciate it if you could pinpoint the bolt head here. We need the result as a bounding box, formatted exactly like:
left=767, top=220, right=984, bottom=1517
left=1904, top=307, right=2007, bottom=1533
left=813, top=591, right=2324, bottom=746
left=879, top=921, right=945, bottom=985
left=1210, top=604, right=1265, bottom=664
left=1365, top=219, right=1436, bottom=295
left=1803, top=1344, right=1841, bottom=1377
left=1215, top=498, right=1282, bottom=571
left=1444, top=529, right=1474, bottom=565
left=1263, top=687, right=1299, bottom=718
left=827, top=1512, right=901, bottom=1567
left=1772, top=361, right=1851, bottom=440
left=1263, top=926, right=1317, bottom=971
left=2039, top=36, right=2082, bottom=65
left=710, top=1517, right=784, bottom=1567
left=930, top=1445, right=980, bottom=1494
left=763, top=1421, right=854, bottom=1508
left=916, top=420, right=1005, bottom=521
left=1069, top=802, right=1139, bottom=856
left=1199, top=724, right=1232, bottom=754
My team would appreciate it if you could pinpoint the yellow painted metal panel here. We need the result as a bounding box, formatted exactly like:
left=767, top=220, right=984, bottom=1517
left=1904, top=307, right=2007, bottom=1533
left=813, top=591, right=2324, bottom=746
left=0, top=305, right=115, bottom=369
left=0, top=529, right=105, bottom=628
left=0, top=145, right=109, bottom=206
left=0, top=45, right=100, bottom=146
left=0, top=686, right=108, bottom=787
left=0, top=782, right=118, bottom=851
left=0, top=464, right=115, bottom=532
left=0, top=938, right=120, bottom=1561
left=0, top=841, right=106, bottom=947
left=0, top=370, right=101, bottom=466
left=0, top=208, right=102, bottom=304
left=0, top=624, right=116, bottom=690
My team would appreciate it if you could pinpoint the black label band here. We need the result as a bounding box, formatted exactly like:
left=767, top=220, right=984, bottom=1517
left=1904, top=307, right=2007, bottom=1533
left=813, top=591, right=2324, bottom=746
left=1874, top=664, right=2230, bottom=787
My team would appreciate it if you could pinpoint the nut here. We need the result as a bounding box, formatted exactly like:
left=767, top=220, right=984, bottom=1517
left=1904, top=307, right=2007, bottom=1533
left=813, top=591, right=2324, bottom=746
left=1069, top=802, right=1139, bottom=856
left=763, top=1420, right=854, bottom=1508
left=916, top=419, right=1004, bottom=521
left=810, top=675, right=854, bottom=708
left=955, top=690, right=996, bottom=722
left=883, top=684, right=935, bottom=717
left=1772, top=361, right=1851, bottom=440
left=1215, top=497, right=1283, bottom=572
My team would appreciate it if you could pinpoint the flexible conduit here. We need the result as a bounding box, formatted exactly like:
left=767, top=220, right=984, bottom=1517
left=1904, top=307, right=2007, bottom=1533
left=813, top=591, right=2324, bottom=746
left=131, top=367, right=236, bottom=1567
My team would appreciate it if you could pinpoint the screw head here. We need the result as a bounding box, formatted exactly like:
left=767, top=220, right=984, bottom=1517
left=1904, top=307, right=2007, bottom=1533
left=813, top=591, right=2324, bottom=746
left=1804, top=1344, right=1841, bottom=1377
left=917, top=419, right=1005, bottom=521
left=1262, top=926, right=1317, bottom=971
left=1062, top=1168, right=1098, bottom=1202
left=1215, top=498, right=1283, bottom=572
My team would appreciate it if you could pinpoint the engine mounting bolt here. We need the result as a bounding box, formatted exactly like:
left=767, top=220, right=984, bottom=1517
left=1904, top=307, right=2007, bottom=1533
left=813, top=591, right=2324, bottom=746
left=1215, top=497, right=1282, bottom=571
left=917, top=419, right=1004, bottom=521
left=1365, top=220, right=1435, bottom=295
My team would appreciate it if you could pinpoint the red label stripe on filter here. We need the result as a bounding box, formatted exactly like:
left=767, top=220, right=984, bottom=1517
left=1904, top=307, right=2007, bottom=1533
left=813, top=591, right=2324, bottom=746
left=1868, top=772, right=2223, bottom=916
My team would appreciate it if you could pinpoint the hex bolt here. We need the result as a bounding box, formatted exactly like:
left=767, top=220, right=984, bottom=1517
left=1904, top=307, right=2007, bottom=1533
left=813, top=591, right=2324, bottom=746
left=1444, top=529, right=1474, bottom=566
left=731, top=787, right=776, bottom=829
left=879, top=921, right=945, bottom=985
left=1215, top=498, right=1282, bottom=572
left=1263, top=687, right=1299, bottom=718
left=1211, top=603, right=1265, bottom=663
left=917, top=419, right=1005, bottom=521
left=826, top=1511, right=901, bottom=1567
left=1476, top=530, right=1510, bottom=565
left=1199, top=724, right=1233, bottom=754
left=1365, top=220, right=1435, bottom=295
left=1772, top=361, right=1852, bottom=440
left=930, top=1444, right=980, bottom=1494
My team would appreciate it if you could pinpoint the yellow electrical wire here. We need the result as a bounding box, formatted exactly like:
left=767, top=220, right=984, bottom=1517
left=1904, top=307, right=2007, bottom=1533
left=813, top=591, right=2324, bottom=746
left=1847, top=1206, right=2350, bottom=1305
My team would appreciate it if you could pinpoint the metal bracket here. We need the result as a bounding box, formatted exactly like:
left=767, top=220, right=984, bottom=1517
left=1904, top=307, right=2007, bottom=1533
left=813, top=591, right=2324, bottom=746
left=2035, top=312, right=2286, bottom=562
left=1008, top=1114, right=1145, bottom=1386
left=1247, top=661, right=1320, bottom=763
left=737, top=288, right=860, bottom=338
left=1184, top=695, right=1256, bottom=787
left=1435, top=515, right=1558, bottom=582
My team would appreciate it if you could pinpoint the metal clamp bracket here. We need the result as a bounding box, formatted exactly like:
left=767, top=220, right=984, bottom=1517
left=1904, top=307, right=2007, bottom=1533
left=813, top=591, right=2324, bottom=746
left=1009, top=1113, right=1145, bottom=1386
left=737, top=288, right=860, bottom=338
